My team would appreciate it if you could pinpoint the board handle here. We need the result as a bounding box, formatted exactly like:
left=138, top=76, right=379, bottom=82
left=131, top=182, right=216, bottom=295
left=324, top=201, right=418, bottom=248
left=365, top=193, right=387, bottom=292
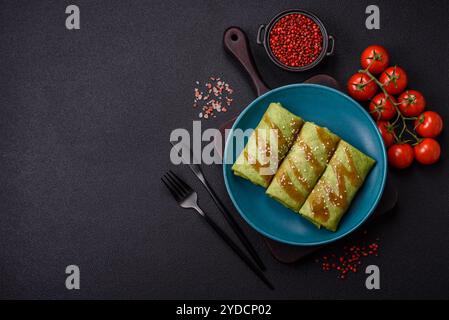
left=223, top=27, right=270, bottom=97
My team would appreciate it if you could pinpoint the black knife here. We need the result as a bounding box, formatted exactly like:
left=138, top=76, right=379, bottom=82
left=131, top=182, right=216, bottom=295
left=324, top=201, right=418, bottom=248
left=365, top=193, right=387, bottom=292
left=170, top=140, right=266, bottom=271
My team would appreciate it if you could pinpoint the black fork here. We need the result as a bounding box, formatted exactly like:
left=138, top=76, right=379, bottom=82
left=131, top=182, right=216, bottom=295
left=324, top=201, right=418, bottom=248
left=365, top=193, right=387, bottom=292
left=161, top=170, right=274, bottom=290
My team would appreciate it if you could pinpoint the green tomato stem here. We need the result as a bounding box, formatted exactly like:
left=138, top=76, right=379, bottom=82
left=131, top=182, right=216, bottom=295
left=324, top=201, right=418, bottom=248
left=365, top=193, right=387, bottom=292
left=358, top=69, right=420, bottom=145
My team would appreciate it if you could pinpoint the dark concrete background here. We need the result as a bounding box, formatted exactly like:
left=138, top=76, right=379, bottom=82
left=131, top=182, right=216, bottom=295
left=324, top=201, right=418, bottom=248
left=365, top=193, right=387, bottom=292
left=0, top=0, right=448, bottom=299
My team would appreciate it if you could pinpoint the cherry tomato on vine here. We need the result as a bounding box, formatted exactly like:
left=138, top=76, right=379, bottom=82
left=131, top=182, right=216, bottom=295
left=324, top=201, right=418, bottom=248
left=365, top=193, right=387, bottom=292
left=347, top=72, right=378, bottom=101
left=388, top=143, right=414, bottom=169
left=379, top=66, right=408, bottom=95
left=398, top=90, right=426, bottom=117
left=360, top=45, right=389, bottom=74
left=415, top=111, right=443, bottom=138
left=377, top=121, right=396, bottom=147
left=369, top=93, right=397, bottom=121
left=414, top=138, right=441, bottom=165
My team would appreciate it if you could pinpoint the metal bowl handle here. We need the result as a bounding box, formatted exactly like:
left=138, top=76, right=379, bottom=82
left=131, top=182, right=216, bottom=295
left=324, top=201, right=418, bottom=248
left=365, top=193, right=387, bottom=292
left=326, top=35, right=335, bottom=56
left=256, top=24, right=266, bottom=45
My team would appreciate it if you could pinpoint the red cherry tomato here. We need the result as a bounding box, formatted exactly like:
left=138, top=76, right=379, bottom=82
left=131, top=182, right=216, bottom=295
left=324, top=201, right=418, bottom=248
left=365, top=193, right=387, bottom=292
left=398, top=90, right=426, bottom=117
left=414, top=138, right=441, bottom=165
left=415, top=111, right=443, bottom=138
left=369, top=93, right=397, bottom=121
left=360, top=45, right=390, bottom=74
left=388, top=144, right=414, bottom=169
left=377, top=121, right=395, bottom=147
left=379, top=66, right=408, bottom=95
left=347, top=72, right=378, bottom=101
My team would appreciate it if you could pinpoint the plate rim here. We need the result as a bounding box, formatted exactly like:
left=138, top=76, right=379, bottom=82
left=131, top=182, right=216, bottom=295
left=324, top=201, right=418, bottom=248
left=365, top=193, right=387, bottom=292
left=222, top=83, right=387, bottom=246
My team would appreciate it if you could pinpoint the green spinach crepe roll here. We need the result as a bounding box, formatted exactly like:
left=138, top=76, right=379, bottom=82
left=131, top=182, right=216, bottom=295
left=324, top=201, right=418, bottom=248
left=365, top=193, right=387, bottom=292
left=266, top=122, right=340, bottom=211
left=232, top=103, right=303, bottom=188
left=299, top=141, right=376, bottom=232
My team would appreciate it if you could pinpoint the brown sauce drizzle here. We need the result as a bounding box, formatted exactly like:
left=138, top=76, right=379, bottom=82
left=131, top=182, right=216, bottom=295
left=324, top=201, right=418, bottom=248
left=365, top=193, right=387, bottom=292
left=310, top=146, right=363, bottom=222
left=275, top=158, right=310, bottom=204
left=277, top=171, right=305, bottom=205
left=243, top=126, right=274, bottom=182
left=309, top=190, right=329, bottom=222
left=243, top=142, right=271, bottom=183
left=276, top=132, right=330, bottom=203
left=242, top=113, right=301, bottom=183
left=297, top=139, right=323, bottom=175
left=287, top=158, right=311, bottom=191
left=262, top=115, right=288, bottom=153
left=316, top=126, right=337, bottom=158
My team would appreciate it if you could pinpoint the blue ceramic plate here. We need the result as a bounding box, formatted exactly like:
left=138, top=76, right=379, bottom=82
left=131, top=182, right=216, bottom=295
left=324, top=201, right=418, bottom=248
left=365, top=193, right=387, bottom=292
left=223, top=84, right=387, bottom=246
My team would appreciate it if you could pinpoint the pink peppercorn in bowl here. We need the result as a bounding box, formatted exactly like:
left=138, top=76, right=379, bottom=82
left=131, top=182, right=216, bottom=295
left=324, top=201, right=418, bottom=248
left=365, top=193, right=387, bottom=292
left=257, top=9, right=335, bottom=72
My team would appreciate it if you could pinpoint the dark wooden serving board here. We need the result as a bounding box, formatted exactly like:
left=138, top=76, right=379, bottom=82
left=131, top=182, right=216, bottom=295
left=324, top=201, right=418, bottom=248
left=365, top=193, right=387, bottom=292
left=219, top=27, right=398, bottom=263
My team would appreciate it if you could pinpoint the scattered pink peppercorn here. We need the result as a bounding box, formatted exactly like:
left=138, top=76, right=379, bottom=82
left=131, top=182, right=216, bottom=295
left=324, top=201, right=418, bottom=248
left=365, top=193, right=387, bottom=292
left=315, top=237, right=380, bottom=279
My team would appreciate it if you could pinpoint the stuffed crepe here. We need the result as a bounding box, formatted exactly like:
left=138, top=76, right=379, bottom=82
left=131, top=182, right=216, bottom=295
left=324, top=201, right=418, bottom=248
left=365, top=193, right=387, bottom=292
left=266, top=122, right=340, bottom=211
left=232, top=103, right=304, bottom=188
left=299, top=140, right=376, bottom=231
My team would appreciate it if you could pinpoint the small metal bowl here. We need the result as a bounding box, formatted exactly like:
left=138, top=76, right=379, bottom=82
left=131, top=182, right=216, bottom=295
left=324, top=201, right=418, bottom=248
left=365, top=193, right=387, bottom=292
left=257, top=9, right=335, bottom=72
